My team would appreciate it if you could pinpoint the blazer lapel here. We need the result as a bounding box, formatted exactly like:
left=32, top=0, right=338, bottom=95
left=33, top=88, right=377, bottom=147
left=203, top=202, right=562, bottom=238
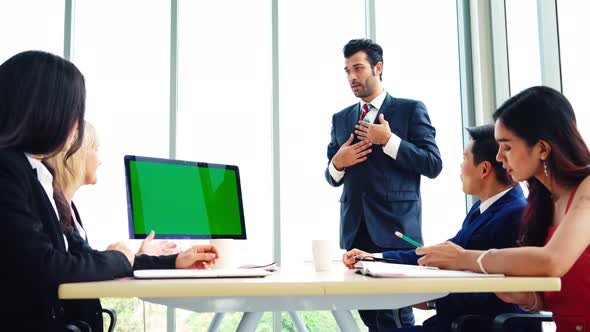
left=349, top=104, right=361, bottom=131
left=461, top=186, right=521, bottom=245
left=455, top=203, right=481, bottom=246
left=375, top=94, right=396, bottom=125
left=29, top=169, right=67, bottom=252
left=460, top=210, right=494, bottom=246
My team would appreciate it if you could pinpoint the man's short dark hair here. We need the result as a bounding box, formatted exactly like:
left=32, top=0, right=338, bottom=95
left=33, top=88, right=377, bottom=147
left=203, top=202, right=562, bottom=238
left=343, top=39, right=383, bottom=80
left=466, top=124, right=513, bottom=186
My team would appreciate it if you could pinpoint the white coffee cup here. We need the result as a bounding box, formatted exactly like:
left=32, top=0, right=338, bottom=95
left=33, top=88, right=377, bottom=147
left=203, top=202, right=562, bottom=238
left=311, top=240, right=333, bottom=272
left=209, top=239, right=237, bottom=269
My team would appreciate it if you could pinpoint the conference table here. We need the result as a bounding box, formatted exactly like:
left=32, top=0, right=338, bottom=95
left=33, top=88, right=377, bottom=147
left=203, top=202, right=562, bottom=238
left=59, top=263, right=561, bottom=332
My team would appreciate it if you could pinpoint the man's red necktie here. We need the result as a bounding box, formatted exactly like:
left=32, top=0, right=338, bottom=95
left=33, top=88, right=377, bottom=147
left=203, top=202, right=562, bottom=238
left=360, top=103, right=370, bottom=121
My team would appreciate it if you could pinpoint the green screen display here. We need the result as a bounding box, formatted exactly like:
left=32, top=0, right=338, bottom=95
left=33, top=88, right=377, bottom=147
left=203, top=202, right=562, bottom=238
left=125, top=156, right=246, bottom=239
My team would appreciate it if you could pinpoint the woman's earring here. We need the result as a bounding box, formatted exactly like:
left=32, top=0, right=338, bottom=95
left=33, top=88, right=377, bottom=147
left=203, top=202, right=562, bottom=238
left=543, top=159, right=549, bottom=177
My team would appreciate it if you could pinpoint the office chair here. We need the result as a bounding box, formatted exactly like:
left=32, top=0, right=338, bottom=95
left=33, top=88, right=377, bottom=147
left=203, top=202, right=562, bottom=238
left=450, top=314, right=492, bottom=331
left=491, top=312, right=553, bottom=332
left=65, top=324, right=83, bottom=332
left=63, top=307, right=117, bottom=332
left=64, top=321, right=91, bottom=332
left=102, top=307, right=117, bottom=332
left=450, top=312, right=553, bottom=332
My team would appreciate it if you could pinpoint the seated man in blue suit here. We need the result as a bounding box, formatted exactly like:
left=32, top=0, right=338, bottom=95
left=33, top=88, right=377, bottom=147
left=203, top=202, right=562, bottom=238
left=343, top=124, right=526, bottom=332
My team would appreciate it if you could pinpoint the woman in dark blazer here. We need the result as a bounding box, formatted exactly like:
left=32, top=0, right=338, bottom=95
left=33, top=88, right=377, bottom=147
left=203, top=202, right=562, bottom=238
left=0, top=51, right=218, bottom=332
left=45, top=121, right=182, bottom=331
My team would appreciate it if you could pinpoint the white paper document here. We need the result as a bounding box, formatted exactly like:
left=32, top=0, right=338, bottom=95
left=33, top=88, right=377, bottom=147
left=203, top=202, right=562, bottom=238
left=354, top=261, right=504, bottom=278
left=134, top=268, right=272, bottom=279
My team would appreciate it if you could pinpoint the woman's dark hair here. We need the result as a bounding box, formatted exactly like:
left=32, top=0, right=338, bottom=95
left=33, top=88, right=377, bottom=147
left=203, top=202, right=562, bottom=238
left=343, top=39, right=383, bottom=81
left=466, top=124, right=513, bottom=186
left=493, top=86, right=590, bottom=246
left=0, top=51, right=86, bottom=230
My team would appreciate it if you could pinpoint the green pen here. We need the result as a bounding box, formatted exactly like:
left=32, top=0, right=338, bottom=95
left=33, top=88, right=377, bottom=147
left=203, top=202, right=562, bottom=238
left=395, top=231, right=423, bottom=248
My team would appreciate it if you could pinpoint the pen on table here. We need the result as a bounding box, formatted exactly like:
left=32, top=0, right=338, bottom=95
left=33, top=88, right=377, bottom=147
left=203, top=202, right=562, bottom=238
left=395, top=231, right=423, bottom=248
left=354, top=256, right=401, bottom=264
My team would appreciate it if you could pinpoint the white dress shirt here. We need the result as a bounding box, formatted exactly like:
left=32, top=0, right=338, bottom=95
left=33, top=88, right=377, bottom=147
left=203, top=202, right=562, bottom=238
left=329, top=89, right=402, bottom=182
left=478, top=187, right=511, bottom=214
left=25, top=154, right=69, bottom=251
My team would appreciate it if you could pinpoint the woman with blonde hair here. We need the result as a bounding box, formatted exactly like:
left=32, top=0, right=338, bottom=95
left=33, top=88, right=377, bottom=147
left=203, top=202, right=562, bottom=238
left=46, top=121, right=179, bottom=253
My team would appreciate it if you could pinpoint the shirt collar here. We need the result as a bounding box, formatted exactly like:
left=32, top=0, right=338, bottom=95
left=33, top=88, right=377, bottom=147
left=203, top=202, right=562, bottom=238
left=479, top=187, right=512, bottom=214
left=361, top=89, right=387, bottom=111
left=25, top=154, right=54, bottom=186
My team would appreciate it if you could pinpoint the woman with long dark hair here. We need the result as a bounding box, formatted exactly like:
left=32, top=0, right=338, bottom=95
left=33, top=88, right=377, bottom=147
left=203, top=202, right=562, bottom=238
left=416, top=86, right=590, bottom=331
left=0, top=51, right=218, bottom=331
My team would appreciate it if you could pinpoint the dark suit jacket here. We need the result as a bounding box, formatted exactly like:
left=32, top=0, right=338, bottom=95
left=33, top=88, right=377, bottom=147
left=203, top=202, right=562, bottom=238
left=383, top=185, right=527, bottom=332
left=325, top=94, right=442, bottom=249
left=71, top=203, right=88, bottom=242
left=0, top=149, right=176, bottom=332
left=60, top=203, right=108, bottom=332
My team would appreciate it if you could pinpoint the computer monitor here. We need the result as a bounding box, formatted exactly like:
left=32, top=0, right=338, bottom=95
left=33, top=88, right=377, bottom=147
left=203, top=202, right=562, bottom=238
left=124, top=155, right=246, bottom=239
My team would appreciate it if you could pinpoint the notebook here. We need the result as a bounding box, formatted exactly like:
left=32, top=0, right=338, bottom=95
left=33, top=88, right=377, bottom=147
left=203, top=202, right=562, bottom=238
left=354, top=261, right=504, bottom=278
left=134, top=268, right=272, bottom=279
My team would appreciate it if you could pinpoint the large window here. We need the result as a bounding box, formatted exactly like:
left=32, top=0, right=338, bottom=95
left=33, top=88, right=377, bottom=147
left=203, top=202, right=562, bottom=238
left=176, top=0, right=273, bottom=264
left=279, top=0, right=365, bottom=263
left=505, top=0, right=542, bottom=96
left=71, top=0, right=170, bottom=249
left=0, top=0, right=63, bottom=63
left=557, top=1, right=590, bottom=143
left=375, top=0, right=464, bottom=245
left=8, top=1, right=575, bottom=330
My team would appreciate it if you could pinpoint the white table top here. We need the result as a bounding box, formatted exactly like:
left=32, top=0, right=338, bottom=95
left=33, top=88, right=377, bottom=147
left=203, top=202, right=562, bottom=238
left=59, top=264, right=561, bottom=300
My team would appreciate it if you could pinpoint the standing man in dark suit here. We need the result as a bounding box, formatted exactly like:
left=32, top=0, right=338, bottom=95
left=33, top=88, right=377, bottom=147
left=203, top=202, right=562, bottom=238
left=343, top=125, right=526, bottom=332
left=325, top=39, right=443, bottom=330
